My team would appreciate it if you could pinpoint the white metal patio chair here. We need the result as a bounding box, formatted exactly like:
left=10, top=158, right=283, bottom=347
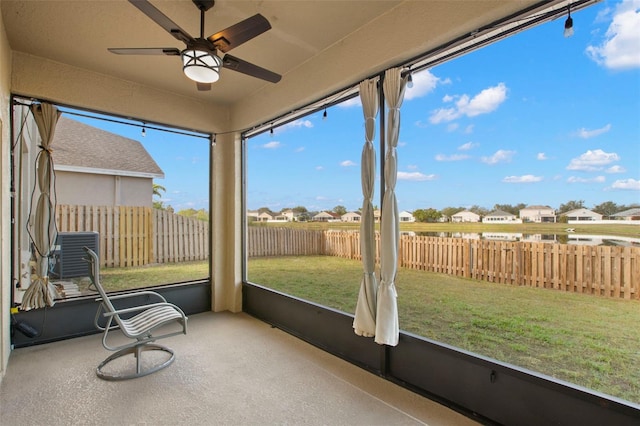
left=83, top=247, right=188, bottom=381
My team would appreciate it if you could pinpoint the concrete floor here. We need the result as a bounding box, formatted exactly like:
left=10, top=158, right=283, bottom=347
left=1, top=312, right=478, bottom=425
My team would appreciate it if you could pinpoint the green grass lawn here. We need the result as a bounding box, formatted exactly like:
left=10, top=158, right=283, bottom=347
left=247, top=255, right=640, bottom=404
left=98, top=260, right=208, bottom=292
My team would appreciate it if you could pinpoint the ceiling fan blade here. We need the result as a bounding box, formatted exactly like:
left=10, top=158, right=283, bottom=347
left=207, top=14, right=271, bottom=53
left=222, top=54, right=281, bottom=83
left=108, top=47, right=181, bottom=56
left=196, top=82, right=211, bottom=91
left=128, top=0, right=194, bottom=44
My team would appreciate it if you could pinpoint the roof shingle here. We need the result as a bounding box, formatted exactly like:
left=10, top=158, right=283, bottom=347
left=52, top=116, right=164, bottom=178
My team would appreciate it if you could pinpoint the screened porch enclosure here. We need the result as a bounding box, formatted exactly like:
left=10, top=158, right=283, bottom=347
left=2, top=1, right=639, bottom=424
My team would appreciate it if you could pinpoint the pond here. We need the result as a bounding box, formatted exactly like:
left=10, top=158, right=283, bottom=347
left=406, top=232, right=640, bottom=247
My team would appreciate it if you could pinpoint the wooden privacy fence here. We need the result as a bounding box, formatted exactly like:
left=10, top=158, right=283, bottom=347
left=248, top=228, right=640, bottom=300
left=53, top=211, right=638, bottom=300
left=398, top=237, right=639, bottom=300
left=56, top=205, right=208, bottom=267
left=247, top=226, right=325, bottom=257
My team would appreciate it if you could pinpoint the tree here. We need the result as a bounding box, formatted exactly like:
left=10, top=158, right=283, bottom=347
left=152, top=183, right=167, bottom=210
left=468, top=205, right=489, bottom=217
left=153, top=183, right=166, bottom=198
left=178, top=208, right=209, bottom=222
left=592, top=201, right=619, bottom=218
left=425, top=208, right=442, bottom=222
left=441, top=206, right=463, bottom=220
left=333, top=205, right=347, bottom=216
left=413, top=208, right=442, bottom=222
left=558, top=200, right=585, bottom=214
left=413, top=209, right=429, bottom=222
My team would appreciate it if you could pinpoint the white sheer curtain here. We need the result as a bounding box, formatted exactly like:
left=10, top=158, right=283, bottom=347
left=376, top=68, right=406, bottom=346
left=353, top=78, right=379, bottom=337
left=21, top=103, right=61, bottom=310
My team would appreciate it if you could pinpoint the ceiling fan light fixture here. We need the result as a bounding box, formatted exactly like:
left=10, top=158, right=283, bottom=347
left=182, top=49, right=222, bottom=83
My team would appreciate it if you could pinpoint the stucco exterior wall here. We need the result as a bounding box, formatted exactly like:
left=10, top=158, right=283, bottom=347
left=55, top=171, right=153, bottom=207
left=0, top=0, right=13, bottom=379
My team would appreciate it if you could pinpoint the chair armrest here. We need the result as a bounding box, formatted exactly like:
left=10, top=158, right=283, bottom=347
left=103, top=302, right=185, bottom=318
left=101, top=290, right=167, bottom=303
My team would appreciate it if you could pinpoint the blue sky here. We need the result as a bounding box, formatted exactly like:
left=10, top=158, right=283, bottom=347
left=70, top=1, right=639, bottom=213
left=247, top=0, right=639, bottom=213
left=65, top=113, right=211, bottom=212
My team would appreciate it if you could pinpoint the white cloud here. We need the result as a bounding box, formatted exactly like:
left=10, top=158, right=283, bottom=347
left=586, top=0, right=640, bottom=70
left=610, top=178, right=640, bottom=190
left=458, top=142, right=478, bottom=151
left=463, top=125, right=474, bottom=134
left=537, top=152, right=548, bottom=160
left=435, top=154, right=470, bottom=162
left=430, top=83, right=508, bottom=124
left=575, top=124, right=612, bottom=139
left=284, top=119, right=314, bottom=129
left=262, top=141, right=281, bottom=149
left=463, top=83, right=508, bottom=117
left=447, top=123, right=459, bottom=132
left=340, top=160, right=356, bottom=167
left=567, top=176, right=606, bottom=183
left=315, top=166, right=324, bottom=171
left=407, top=164, right=419, bottom=170
left=502, top=175, right=543, bottom=183
left=606, top=165, right=626, bottom=173
left=295, top=147, right=305, bottom=152
left=481, top=149, right=515, bottom=165
left=404, top=70, right=447, bottom=100
left=397, top=172, right=437, bottom=181
left=429, top=107, right=458, bottom=124
left=566, top=149, right=620, bottom=171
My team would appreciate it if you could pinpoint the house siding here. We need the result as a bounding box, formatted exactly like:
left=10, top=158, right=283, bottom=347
left=520, top=206, right=556, bottom=223
left=452, top=211, right=480, bottom=223
left=56, top=171, right=153, bottom=207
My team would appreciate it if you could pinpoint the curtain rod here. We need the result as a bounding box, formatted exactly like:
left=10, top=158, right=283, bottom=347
left=12, top=98, right=211, bottom=140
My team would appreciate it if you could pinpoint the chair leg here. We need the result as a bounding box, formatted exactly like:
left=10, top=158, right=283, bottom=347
left=96, top=344, right=175, bottom=381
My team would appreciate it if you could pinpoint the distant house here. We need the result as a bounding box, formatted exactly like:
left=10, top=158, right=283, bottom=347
left=257, top=211, right=275, bottom=222
left=341, top=211, right=361, bottom=222
left=280, top=209, right=302, bottom=222
left=519, top=205, right=556, bottom=223
left=399, top=210, right=415, bottom=222
left=561, top=208, right=603, bottom=221
left=451, top=210, right=481, bottom=223
left=247, top=210, right=260, bottom=222
left=52, top=117, right=164, bottom=207
left=611, top=208, right=640, bottom=221
left=312, top=211, right=341, bottom=222
left=483, top=210, right=522, bottom=224
left=374, top=209, right=381, bottom=223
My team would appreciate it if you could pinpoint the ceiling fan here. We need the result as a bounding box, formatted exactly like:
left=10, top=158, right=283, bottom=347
left=109, top=0, right=281, bottom=91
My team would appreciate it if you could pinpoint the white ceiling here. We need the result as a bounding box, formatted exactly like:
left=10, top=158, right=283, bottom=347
left=1, top=0, right=570, bottom=130
left=3, top=1, right=401, bottom=104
